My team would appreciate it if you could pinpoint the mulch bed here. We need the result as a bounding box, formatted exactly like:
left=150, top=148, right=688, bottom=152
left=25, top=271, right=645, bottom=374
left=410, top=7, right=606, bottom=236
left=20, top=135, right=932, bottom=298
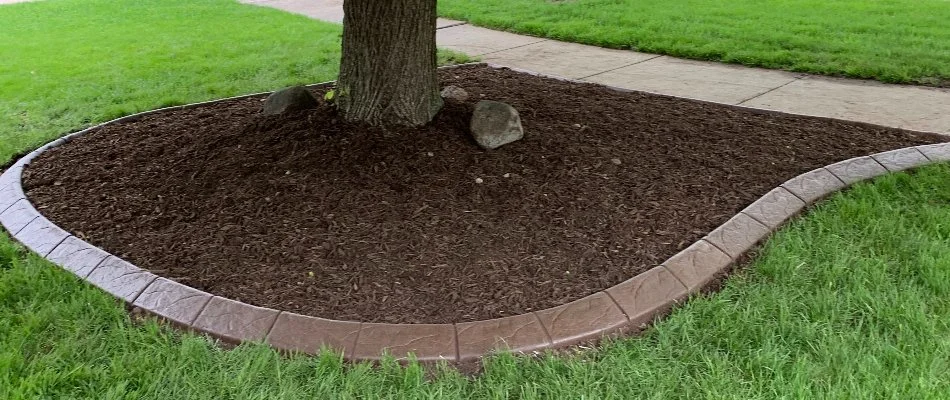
left=22, top=65, right=946, bottom=324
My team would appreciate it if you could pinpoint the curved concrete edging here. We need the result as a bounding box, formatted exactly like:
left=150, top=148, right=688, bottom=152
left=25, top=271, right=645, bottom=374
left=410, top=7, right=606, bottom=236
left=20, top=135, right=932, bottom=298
left=2, top=64, right=949, bottom=363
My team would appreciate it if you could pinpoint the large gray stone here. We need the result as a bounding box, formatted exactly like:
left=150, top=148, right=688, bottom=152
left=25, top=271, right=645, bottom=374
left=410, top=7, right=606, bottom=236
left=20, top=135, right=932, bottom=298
left=470, top=101, right=524, bottom=150
left=441, top=85, right=469, bottom=102
left=262, top=86, right=318, bottom=115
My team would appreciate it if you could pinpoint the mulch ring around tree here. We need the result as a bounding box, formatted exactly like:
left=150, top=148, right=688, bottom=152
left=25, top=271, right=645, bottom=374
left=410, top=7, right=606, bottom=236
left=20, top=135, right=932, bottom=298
left=23, top=65, right=946, bottom=324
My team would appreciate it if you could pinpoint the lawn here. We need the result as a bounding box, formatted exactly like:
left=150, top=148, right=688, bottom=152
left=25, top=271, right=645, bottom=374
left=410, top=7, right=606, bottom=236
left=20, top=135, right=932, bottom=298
left=0, top=0, right=469, bottom=166
left=2, top=0, right=950, bottom=398
left=438, top=0, right=950, bottom=86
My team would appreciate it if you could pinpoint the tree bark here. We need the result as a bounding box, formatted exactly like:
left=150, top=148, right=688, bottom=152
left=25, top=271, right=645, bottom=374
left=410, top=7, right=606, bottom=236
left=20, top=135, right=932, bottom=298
left=336, top=0, right=443, bottom=127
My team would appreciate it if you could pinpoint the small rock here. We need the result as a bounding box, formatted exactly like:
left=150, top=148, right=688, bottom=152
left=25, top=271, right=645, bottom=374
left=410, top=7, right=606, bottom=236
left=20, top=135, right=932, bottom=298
left=475, top=177, right=484, bottom=184
left=262, top=86, right=318, bottom=115
left=573, top=123, right=581, bottom=128
left=470, top=100, right=524, bottom=150
left=440, top=85, right=469, bottom=102
left=503, top=173, right=511, bottom=178
left=611, top=158, right=622, bottom=165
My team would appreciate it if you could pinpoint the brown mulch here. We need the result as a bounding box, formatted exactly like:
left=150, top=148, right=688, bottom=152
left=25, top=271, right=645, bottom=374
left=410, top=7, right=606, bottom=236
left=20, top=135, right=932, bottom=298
left=22, top=65, right=946, bottom=324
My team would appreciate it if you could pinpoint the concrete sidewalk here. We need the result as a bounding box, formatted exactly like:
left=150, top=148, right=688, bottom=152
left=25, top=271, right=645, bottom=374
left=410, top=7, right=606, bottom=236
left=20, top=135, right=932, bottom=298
left=241, top=0, right=950, bottom=135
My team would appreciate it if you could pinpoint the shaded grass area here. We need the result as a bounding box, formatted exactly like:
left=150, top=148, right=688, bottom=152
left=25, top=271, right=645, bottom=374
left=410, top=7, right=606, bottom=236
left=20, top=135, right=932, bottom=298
left=2, top=0, right=950, bottom=398
left=438, top=0, right=950, bottom=86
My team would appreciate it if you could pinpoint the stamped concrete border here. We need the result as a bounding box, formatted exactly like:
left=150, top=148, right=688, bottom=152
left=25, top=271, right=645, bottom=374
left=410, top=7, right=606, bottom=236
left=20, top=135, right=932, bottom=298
left=2, top=63, right=948, bottom=363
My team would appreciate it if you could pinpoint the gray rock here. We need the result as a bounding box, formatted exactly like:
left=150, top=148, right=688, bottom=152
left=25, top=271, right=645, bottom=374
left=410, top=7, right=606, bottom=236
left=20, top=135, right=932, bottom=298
left=262, top=86, right=318, bottom=115
left=470, top=100, right=524, bottom=150
left=440, top=85, right=469, bottom=102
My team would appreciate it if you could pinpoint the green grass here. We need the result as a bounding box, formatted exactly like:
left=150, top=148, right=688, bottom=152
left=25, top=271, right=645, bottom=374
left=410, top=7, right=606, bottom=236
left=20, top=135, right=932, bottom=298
left=2, top=0, right=950, bottom=398
left=438, top=0, right=950, bottom=86
left=0, top=0, right=470, bottom=166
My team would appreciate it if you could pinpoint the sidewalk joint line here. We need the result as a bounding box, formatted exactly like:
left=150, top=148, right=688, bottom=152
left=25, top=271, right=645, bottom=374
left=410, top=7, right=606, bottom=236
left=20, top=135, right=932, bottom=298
left=735, top=76, right=802, bottom=106
left=576, top=54, right=663, bottom=80
left=474, top=39, right=549, bottom=57
left=436, top=22, right=468, bottom=30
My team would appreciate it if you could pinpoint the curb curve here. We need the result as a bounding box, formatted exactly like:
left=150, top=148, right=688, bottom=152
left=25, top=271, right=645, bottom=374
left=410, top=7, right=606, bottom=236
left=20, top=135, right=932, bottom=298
left=2, top=64, right=949, bottom=363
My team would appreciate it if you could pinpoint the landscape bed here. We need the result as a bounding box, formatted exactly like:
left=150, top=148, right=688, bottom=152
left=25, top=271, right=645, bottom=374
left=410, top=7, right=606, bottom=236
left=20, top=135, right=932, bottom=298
left=4, top=0, right=950, bottom=396
left=22, top=65, right=946, bottom=326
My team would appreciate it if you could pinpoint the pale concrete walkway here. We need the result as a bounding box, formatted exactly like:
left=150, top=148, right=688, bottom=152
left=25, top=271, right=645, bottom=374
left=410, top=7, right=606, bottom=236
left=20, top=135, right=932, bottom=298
left=241, top=0, right=950, bottom=135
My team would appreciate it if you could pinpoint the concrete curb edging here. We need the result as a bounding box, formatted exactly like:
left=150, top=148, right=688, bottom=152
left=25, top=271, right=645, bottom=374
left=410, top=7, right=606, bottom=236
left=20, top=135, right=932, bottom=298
left=2, top=64, right=949, bottom=363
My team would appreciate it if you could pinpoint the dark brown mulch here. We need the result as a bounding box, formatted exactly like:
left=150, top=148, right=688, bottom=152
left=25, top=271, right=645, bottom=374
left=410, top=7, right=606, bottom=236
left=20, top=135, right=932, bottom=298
left=22, top=65, right=946, bottom=324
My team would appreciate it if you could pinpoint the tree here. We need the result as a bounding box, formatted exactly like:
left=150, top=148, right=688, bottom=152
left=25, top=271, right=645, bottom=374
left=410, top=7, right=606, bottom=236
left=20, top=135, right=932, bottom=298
left=335, top=0, right=443, bottom=127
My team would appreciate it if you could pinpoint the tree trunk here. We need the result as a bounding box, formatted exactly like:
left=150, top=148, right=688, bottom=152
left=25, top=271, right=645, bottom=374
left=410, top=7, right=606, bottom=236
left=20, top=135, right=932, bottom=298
left=336, top=0, right=443, bottom=127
